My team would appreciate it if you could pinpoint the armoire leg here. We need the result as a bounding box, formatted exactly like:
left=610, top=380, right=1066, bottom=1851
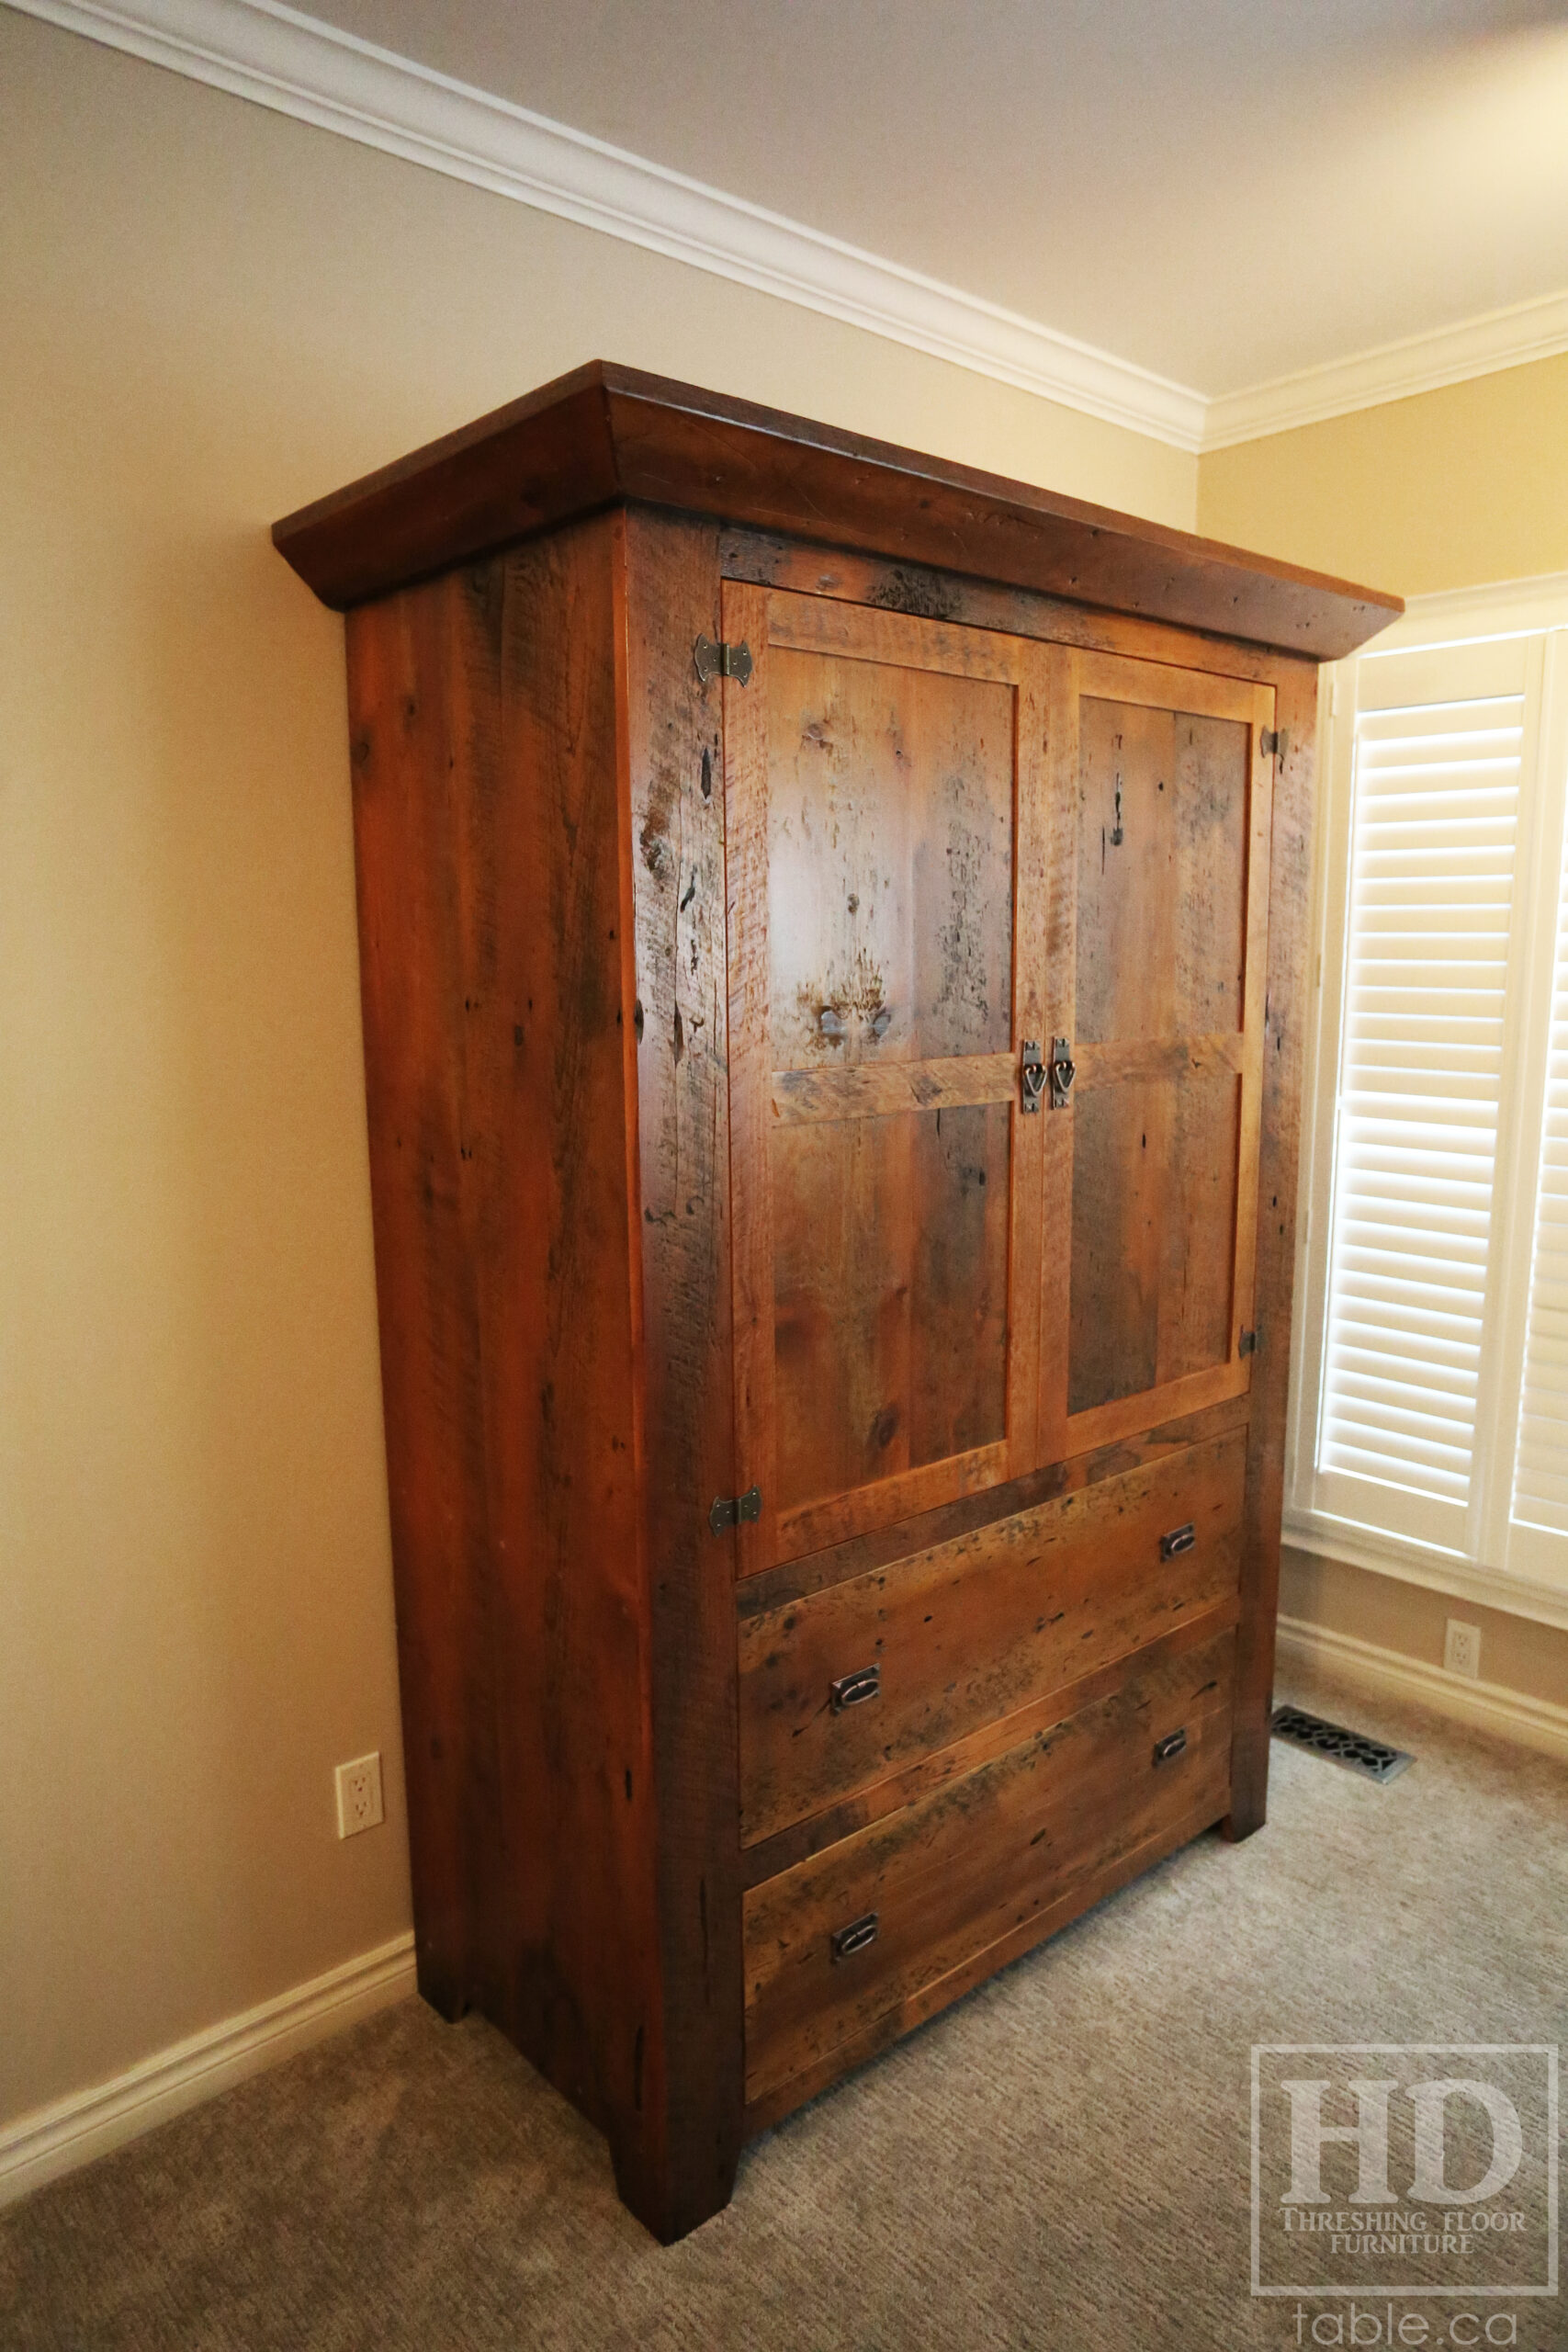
left=610, top=2130, right=740, bottom=2245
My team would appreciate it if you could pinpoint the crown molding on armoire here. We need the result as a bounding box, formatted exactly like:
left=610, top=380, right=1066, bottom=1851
left=272, top=359, right=1401, bottom=654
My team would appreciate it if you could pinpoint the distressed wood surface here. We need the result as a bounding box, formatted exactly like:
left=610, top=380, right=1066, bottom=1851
left=347, top=521, right=655, bottom=2164
left=348, top=582, right=502, bottom=2027
left=722, top=532, right=1371, bottom=682
left=1226, top=662, right=1319, bottom=1840
left=740, top=1392, right=1251, bottom=1614
left=316, top=429, right=1339, bottom=2229
left=743, top=1626, right=1235, bottom=2105
left=770, top=1052, right=1015, bottom=1121
left=739, top=1428, right=1247, bottom=1845
left=1057, top=659, right=1274, bottom=1445
left=728, top=593, right=1044, bottom=1566
left=739, top=1602, right=1239, bottom=1888
left=274, top=361, right=1401, bottom=658
left=618, top=509, right=747, bottom=2235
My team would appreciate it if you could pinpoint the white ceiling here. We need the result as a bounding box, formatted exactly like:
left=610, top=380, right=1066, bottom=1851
left=298, top=0, right=1568, bottom=399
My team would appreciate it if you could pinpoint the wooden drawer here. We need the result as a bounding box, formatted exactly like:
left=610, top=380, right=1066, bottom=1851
left=743, top=1624, right=1234, bottom=2108
left=738, top=1428, right=1245, bottom=1846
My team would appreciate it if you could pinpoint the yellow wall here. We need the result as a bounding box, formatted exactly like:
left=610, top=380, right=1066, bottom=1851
left=0, top=9, right=1196, bottom=2139
left=1198, top=353, right=1568, bottom=598
left=1202, top=367, right=1568, bottom=1716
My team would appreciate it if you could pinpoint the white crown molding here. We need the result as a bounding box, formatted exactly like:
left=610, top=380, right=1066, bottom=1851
left=13, top=0, right=1568, bottom=460
left=1205, top=288, right=1568, bottom=451
left=6, top=0, right=1209, bottom=450
left=1276, top=1614, right=1568, bottom=1766
left=0, top=1930, right=415, bottom=2208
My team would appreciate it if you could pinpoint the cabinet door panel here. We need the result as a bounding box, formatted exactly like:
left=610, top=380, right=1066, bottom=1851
left=725, top=586, right=1051, bottom=1572
left=773, top=1102, right=1010, bottom=1510
left=1043, top=651, right=1274, bottom=1455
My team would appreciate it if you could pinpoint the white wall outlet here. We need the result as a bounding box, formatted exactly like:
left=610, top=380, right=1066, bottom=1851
left=1444, top=1619, right=1482, bottom=1679
left=335, top=1750, right=385, bottom=1838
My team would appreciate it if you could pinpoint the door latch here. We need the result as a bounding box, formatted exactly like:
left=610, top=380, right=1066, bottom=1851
left=1050, top=1037, right=1076, bottom=1108
left=1260, top=727, right=1289, bottom=764
left=1021, top=1039, right=1046, bottom=1114
left=709, top=1484, right=761, bottom=1536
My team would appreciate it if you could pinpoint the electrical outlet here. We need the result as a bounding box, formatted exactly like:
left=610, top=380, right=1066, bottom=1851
left=1444, top=1619, right=1482, bottom=1680
left=335, top=1751, right=385, bottom=1838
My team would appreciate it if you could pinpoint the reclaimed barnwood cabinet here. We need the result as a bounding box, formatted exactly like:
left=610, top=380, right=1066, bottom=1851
left=273, top=363, right=1399, bottom=2241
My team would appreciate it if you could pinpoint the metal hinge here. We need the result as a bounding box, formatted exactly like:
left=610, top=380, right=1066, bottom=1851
left=709, top=1484, right=761, bottom=1536
left=694, top=635, right=753, bottom=687
left=1260, top=727, right=1289, bottom=764
left=1239, top=1327, right=1259, bottom=1357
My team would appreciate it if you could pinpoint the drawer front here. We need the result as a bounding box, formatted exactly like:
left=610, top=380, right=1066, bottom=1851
left=739, top=1428, right=1244, bottom=1846
left=744, top=1626, right=1234, bottom=2103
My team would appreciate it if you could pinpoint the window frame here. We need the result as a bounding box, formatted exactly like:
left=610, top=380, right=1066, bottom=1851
left=1286, top=572, right=1568, bottom=1634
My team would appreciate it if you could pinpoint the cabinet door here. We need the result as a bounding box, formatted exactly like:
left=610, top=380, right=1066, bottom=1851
left=1040, top=650, right=1275, bottom=1457
left=722, top=585, right=1050, bottom=1572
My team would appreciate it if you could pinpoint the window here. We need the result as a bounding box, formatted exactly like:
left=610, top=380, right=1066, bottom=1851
left=1289, top=578, right=1568, bottom=1623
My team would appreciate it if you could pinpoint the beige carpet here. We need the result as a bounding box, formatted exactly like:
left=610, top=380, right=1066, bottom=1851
left=4, top=1663, right=1563, bottom=2352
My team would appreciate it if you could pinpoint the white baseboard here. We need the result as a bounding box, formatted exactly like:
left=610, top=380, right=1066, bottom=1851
left=0, top=1931, right=416, bottom=2211
left=1276, top=1614, right=1568, bottom=1766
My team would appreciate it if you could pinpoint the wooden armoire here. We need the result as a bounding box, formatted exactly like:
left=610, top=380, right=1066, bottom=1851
left=274, top=363, right=1399, bottom=2241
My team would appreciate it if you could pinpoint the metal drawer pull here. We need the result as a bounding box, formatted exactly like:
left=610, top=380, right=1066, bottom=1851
left=1153, top=1727, right=1189, bottom=1767
left=830, top=1664, right=881, bottom=1713
left=1160, top=1521, right=1196, bottom=1559
left=830, top=1912, right=879, bottom=1963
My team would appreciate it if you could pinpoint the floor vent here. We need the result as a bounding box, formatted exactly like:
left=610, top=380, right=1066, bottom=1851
left=1270, top=1704, right=1415, bottom=1785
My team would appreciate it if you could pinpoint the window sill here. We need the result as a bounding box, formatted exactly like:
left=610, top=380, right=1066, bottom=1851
left=1280, top=1506, right=1568, bottom=1634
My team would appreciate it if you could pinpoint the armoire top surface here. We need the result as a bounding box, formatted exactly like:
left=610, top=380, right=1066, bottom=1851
left=272, top=360, right=1401, bottom=659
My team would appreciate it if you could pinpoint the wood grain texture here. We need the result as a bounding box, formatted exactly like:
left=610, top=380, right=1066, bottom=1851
left=729, top=593, right=1045, bottom=1566
left=743, top=1626, right=1235, bottom=2104
left=273, top=362, right=1402, bottom=659
left=742, top=1786, right=1230, bottom=2133
left=1226, top=662, right=1319, bottom=1840
left=347, top=582, right=502, bottom=2027
left=722, top=581, right=781, bottom=1577
left=739, top=1601, right=1239, bottom=1888
left=312, top=405, right=1339, bottom=2229
left=618, top=508, right=747, bottom=2235
left=739, top=1429, right=1247, bottom=1845
left=722, top=532, right=1384, bottom=679
left=741, top=1392, right=1252, bottom=1615
left=1062, top=659, right=1272, bottom=1442
left=770, top=1052, right=1015, bottom=1121
left=347, top=523, right=657, bottom=2165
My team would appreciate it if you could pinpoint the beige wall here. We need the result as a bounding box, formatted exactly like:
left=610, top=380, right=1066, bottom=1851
left=0, top=10, right=1197, bottom=2137
left=1280, top=1552, right=1568, bottom=1711
left=1198, top=353, right=1568, bottom=598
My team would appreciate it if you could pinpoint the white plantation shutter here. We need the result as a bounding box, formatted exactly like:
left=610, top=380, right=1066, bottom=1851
left=1511, top=825, right=1568, bottom=1545
left=1292, top=589, right=1568, bottom=1616
left=1316, top=641, right=1525, bottom=1550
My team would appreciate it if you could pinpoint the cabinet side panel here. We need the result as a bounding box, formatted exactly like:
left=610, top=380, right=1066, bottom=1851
left=348, top=584, right=502, bottom=2022
left=1228, top=662, right=1318, bottom=1837
left=619, top=508, right=746, bottom=2237
left=347, top=526, right=659, bottom=2144
left=481, top=523, right=655, bottom=2134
